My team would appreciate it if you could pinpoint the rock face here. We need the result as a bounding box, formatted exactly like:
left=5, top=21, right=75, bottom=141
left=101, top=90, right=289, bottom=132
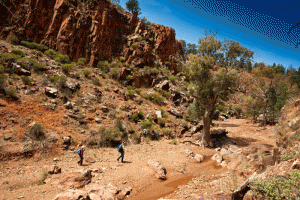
left=147, top=159, right=167, bottom=180
left=1, top=0, right=185, bottom=69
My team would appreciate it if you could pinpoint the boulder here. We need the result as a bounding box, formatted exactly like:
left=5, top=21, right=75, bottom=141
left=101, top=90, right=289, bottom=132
left=291, top=159, right=300, bottom=170
left=65, top=81, right=80, bottom=93
left=147, top=160, right=167, bottom=180
left=194, top=154, right=204, bottom=163
left=48, top=165, right=61, bottom=174
left=12, top=63, right=31, bottom=76
left=185, top=150, right=195, bottom=157
left=191, top=123, right=203, bottom=133
left=155, top=80, right=170, bottom=91
left=86, top=157, right=96, bottom=163
left=102, top=106, right=109, bottom=113
left=64, top=101, right=73, bottom=109
left=212, top=153, right=223, bottom=163
left=45, top=87, right=58, bottom=98
left=155, top=110, right=162, bottom=119
left=45, top=170, right=92, bottom=190
left=53, top=189, right=89, bottom=200
left=168, top=108, right=183, bottom=118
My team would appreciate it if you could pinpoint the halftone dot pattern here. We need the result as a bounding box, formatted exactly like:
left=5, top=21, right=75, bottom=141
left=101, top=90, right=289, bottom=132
left=182, top=0, right=300, bottom=49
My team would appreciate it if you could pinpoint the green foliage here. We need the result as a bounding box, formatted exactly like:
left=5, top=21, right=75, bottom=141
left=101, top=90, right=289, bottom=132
left=0, top=65, right=4, bottom=73
left=44, top=49, right=57, bottom=59
left=131, top=43, right=138, bottom=49
left=37, top=170, right=49, bottom=185
left=120, top=106, right=126, bottom=111
left=10, top=36, right=19, bottom=45
left=29, top=122, right=45, bottom=140
left=77, top=57, right=86, bottom=66
left=131, top=110, right=144, bottom=123
left=127, top=85, right=133, bottom=90
left=61, top=64, right=73, bottom=74
left=216, top=104, right=225, bottom=112
left=11, top=74, right=18, bottom=80
left=11, top=49, right=24, bottom=57
left=185, top=100, right=203, bottom=121
left=56, top=76, right=67, bottom=89
left=128, top=89, right=136, bottom=98
left=126, top=0, right=141, bottom=15
left=93, top=77, right=101, bottom=86
left=139, top=120, right=152, bottom=129
left=250, top=170, right=300, bottom=199
left=82, top=69, right=91, bottom=77
left=21, top=41, right=48, bottom=52
left=163, top=91, right=171, bottom=98
left=165, top=61, right=170, bottom=66
left=97, top=60, right=110, bottom=72
left=54, top=53, right=70, bottom=64
left=32, top=62, right=45, bottom=72
left=171, top=139, right=177, bottom=145
left=21, top=41, right=34, bottom=49
left=119, top=56, right=125, bottom=62
left=148, top=93, right=164, bottom=105
left=0, top=52, right=20, bottom=64
left=0, top=74, right=7, bottom=88
left=162, top=128, right=172, bottom=138
left=21, top=76, right=32, bottom=85
left=131, top=132, right=140, bottom=143
left=7, top=79, right=12, bottom=85
left=135, top=88, right=142, bottom=94
left=144, top=136, right=151, bottom=143
left=148, top=115, right=154, bottom=122
left=6, top=87, right=18, bottom=99
left=157, top=118, right=166, bottom=126
left=168, top=75, right=177, bottom=83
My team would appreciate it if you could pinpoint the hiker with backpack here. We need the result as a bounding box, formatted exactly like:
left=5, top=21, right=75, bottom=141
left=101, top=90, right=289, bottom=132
left=117, top=141, right=125, bottom=163
left=77, top=145, right=86, bottom=166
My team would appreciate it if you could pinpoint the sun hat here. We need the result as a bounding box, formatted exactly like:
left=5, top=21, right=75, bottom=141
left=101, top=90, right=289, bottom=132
left=81, top=145, right=86, bottom=148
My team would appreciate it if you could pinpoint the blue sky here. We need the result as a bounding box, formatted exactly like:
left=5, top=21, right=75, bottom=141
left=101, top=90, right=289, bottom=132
left=118, top=0, right=300, bottom=69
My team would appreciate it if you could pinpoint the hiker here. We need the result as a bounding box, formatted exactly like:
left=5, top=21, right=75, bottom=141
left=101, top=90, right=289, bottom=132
left=117, top=141, right=125, bottom=163
left=77, top=145, right=86, bottom=166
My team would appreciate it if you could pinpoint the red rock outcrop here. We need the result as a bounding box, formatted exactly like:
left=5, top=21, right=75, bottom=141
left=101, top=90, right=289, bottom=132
left=0, top=0, right=185, bottom=70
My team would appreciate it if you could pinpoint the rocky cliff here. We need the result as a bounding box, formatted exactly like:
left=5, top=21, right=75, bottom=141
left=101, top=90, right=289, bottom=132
left=0, top=0, right=185, bottom=70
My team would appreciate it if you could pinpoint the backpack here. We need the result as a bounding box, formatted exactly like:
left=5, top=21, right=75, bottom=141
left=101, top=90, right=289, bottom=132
left=117, top=144, right=123, bottom=152
left=77, top=149, right=81, bottom=155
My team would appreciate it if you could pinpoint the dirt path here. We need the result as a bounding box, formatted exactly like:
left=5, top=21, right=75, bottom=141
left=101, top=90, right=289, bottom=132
left=0, top=119, right=276, bottom=200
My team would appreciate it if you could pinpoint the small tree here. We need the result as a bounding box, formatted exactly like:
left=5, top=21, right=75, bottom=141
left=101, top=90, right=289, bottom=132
left=126, top=0, right=141, bottom=15
left=184, top=33, right=253, bottom=146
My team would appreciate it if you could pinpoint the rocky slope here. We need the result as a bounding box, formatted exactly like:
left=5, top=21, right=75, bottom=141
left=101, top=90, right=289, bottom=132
left=0, top=0, right=185, bottom=70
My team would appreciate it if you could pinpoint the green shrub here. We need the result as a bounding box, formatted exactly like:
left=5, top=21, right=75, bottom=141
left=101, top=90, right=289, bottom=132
left=11, top=74, right=18, bottom=80
left=82, top=69, right=91, bottom=77
left=97, top=60, right=109, bottom=72
left=149, top=93, right=164, bottom=105
left=165, top=61, right=170, bottom=66
left=131, top=43, right=138, bottom=49
left=61, top=64, right=73, bottom=74
left=36, top=43, right=48, bottom=52
left=135, top=88, right=142, bottom=94
left=29, top=122, right=45, bottom=140
left=148, top=115, right=154, bottom=122
left=131, top=132, right=140, bottom=143
left=0, top=65, right=4, bottom=73
left=171, top=139, right=177, bottom=145
left=163, top=91, right=171, bottom=98
left=127, top=86, right=133, bottom=90
left=0, top=52, right=21, bottom=63
left=126, top=75, right=132, bottom=80
left=75, top=72, right=80, bottom=79
left=10, top=36, right=19, bottom=45
left=111, top=61, right=120, bottom=68
left=216, top=104, right=225, bottom=112
left=37, top=170, right=49, bottom=185
left=128, top=90, right=135, bottom=98
left=119, top=56, right=125, bottom=62
left=168, top=75, right=177, bottom=83
left=49, top=75, right=59, bottom=83
left=157, top=118, right=166, bottom=126
left=55, top=76, right=67, bottom=89
left=11, top=49, right=24, bottom=57
left=120, top=106, right=126, bottom=111
left=137, top=36, right=143, bottom=41
left=45, top=49, right=57, bottom=59
left=250, top=169, right=300, bottom=199
left=144, top=136, right=151, bottom=143
left=21, top=41, right=34, bottom=49
left=93, top=77, right=101, bottom=86
left=32, top=62, right=45, bottom=72
left=54, top=53, right=70, bottom=64
left=162, top=128, right=172, bottom=138
left=21, top=76, right=32, bottom=85
left=131, top=111, right=144, bottom=123
left=139, top=120, right=152, bottom=129
left=6, top=87, right=18, bottom=99
left=77, top=57, right=86, bottom=66
left=8, top=79, right=13, bottom=85
left=0, top=74, right=7, bottom=87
